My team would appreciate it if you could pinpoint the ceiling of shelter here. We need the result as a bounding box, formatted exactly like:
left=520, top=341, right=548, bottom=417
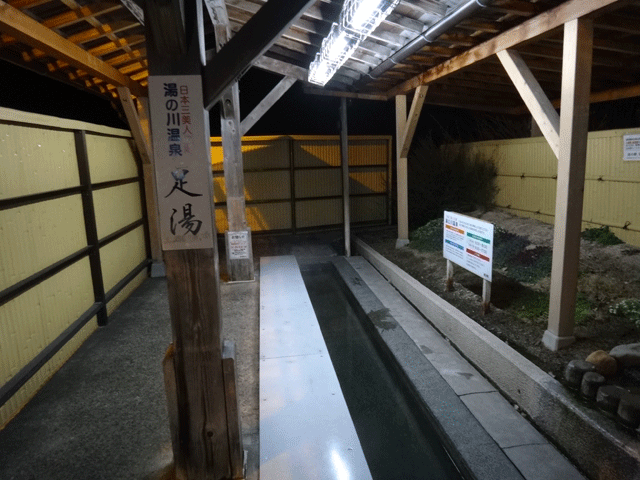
left=1, top=0, right=639, bottom=115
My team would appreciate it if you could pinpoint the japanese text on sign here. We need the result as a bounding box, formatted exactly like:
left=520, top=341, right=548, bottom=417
left=149, top=75, right=215, bottom=250
left=228, top=231, right=250, bottom=260
left=623, top=134, right=640, bottom=161
left=443, top=211, right=494, bottom=281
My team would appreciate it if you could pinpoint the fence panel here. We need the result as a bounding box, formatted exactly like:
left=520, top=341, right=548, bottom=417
left=0, top=108, right=150, bottom=427
left=467, top=127, right=640, bottom=246
left=211, top=135, right=391, bottom=234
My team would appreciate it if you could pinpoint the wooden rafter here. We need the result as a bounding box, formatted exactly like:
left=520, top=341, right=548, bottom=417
left=386, top=0, right=622, bottom=98
left=0, top=0, right=145, bottom=96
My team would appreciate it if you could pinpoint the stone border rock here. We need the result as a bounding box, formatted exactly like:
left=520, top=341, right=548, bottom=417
left=354, top=237, right=640, bottom=480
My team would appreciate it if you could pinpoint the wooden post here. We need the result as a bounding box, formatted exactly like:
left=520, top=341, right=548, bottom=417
left=162, top=344, right=185, bottom=479
left=340, top=97, right=351, bottom=257
left=445, top=259, right=454, bottom=291
left=145, top=0, right=233, bottom=477
left=222, top=341, right=244, bottom=479
left=482, top=279, right=491, bottom=315
left=395, top=95, right=409, bottom=248
left=116, top=87, right=165, bottom=276
left=395, top=87, right=428, bottom=248
left=543, top=18, right=593, bottom=351
left=206, top=0, right=255, bottom=282
left=221, top=83, right=255, bottom=282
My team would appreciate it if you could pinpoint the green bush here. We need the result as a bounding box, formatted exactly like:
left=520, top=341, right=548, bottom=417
left=407, top=137, right=498, bottom=228
left=511, top=291, right=592, bottom=324
left=409, top=218, right=444, bottom=252
left=581, top=226, right=623, bottom=246
left=609, top=299, right=640, bottom=328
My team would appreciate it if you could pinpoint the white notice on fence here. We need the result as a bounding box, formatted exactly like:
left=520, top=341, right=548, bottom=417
left=624, top=134, right=640, bottom=161
left=149, top=75, right=215, bottom=250
left=228, top=231, right=250, bottom=259
left=443, top=211, right=494, bottom=281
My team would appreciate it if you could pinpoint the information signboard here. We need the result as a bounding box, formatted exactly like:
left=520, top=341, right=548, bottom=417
left=149, top=75, right=215, bottom=250
left=227, top=231, right=250, bottom=259
left=443, top=211, right=494, bottom=281
left=623, top=134, right=640, bottom=161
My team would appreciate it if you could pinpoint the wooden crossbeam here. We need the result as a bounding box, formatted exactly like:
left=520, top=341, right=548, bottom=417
left=386, top=0, right=621, bottom=98
left=252, top=55, right=308, bottom=82
left=203, top=0, right=317, bottom=109
left=400, top=85, right=428, bottom=157
left=303, top=88, right=388, bottom=101
left=0, top=1, right=145, bottom=96
left=497, top=49, right=560, bottom=157
left=241, top=76, right=296, bottom=136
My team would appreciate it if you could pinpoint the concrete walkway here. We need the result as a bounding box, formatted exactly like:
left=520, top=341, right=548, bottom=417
left=0, top=277, right=259, bottom=480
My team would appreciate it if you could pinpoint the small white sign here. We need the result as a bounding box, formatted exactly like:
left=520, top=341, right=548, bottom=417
left=149, top=75, right=215, bottom=250
left=623, top=134, right=640, bottom=161
left=228, top=231, right=250, bottom=259
left=443, top=211, right=494, bottom=281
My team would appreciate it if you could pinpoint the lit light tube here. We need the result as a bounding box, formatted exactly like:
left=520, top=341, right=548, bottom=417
left=308, top=0, right=400, bottom=86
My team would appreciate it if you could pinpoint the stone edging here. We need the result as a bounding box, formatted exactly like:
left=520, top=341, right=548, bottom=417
left=354, top=237, right=640, bottom=480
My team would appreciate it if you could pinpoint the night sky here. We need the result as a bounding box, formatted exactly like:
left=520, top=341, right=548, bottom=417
left=2, top=58, right=638, bottom=143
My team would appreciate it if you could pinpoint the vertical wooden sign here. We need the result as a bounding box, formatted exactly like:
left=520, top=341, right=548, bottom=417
left=149, top=75, right=215, bottom=250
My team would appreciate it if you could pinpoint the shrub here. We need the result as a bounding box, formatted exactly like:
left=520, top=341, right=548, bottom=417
left=409, top=218, right=443, bottom=252
left=407, top=137, right=498, bottom=228
left=581, top=226, right=623, bottom=246
left=609, top=299, right=640, bottom=328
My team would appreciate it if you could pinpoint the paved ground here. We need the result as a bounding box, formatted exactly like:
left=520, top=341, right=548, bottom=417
left=0, top=233, right=341, bottom=480
left=0, top=230, right=586, bottom=480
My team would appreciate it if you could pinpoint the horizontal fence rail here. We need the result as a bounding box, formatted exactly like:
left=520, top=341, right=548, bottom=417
left=466, top=128, right=640, bottom=246
left=0, top=108, right=151, bottom=424
left=211, top=135, right=393, bottom=234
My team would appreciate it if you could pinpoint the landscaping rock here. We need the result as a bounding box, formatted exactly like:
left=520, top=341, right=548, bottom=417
left=596, top=385, right=627, bottom=413
left=580, top=372, right=605, bottom=399
left=585, top=350, right=618, bottom=376
left=609, top=343, right=640, bottom=368
left=564, top=360, right=595, bottom=389
left=617, top=392, right=640, bottom=428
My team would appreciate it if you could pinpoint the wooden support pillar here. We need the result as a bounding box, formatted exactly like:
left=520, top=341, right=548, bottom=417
left=543, top=18, right=593, bottom=351
left=221, top=83, right=254, bottom=281
left=117, top=87, right=165, bottom=276
left=395, top=86, right=428, bottom=248
left=395, top=95, right=409, bottom=248
left=145, top=0, right=234, bottom=477
left=340, top=97, right=351, bottom=257
left=206, top=0, right=254, bottom=282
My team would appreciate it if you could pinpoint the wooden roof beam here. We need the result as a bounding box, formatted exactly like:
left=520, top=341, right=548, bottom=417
left=251, top=55, right=308, bottom=82
left=386, top=0, right=623, bottom=97
left=41, top=1, right=123, bottom=29
left=0, top=0, right=144, bottom=96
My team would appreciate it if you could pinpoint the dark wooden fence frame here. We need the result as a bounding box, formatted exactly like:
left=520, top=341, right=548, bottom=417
left=0, top=123, right=151, bottom=409
left=212, top=136, right=392, bottom=234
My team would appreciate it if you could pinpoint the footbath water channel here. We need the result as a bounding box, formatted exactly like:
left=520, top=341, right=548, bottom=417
left=301, top=262, right=462, bottom=480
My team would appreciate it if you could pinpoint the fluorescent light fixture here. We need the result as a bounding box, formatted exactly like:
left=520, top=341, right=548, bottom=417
left=308, top=0, right=400, bottom=86
left=342, top=0, right=400, bottom=38
left=309, top=23, right=359, bottom=86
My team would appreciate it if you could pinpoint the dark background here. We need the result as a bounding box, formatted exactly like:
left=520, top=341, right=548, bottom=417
left=2, top=58, right=639, bottom=144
